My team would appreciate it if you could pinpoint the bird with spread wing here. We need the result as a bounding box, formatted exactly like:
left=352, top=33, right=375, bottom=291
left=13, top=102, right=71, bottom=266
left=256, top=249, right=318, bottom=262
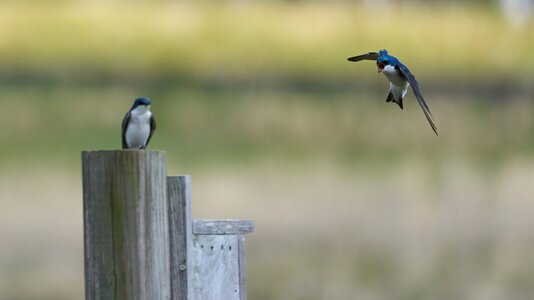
left=347, top=49, right=438, bottom=135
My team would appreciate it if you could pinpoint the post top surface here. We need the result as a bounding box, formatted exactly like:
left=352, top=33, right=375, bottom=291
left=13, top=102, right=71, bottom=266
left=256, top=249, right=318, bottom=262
left=82, top=149, right=166, bottom=154
left=82, top=150, right=167, bottom=161
left=193, top=219, right=255, bottom=235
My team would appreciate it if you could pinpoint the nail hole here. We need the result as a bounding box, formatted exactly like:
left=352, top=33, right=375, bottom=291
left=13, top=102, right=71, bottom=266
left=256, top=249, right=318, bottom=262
left=210, top=245, right=214, bottom=251
left=229, top=246, right=232, bottom=251
left=221, top=245, right=224, bottom=250
left=200, top=245, right=204, bottom=249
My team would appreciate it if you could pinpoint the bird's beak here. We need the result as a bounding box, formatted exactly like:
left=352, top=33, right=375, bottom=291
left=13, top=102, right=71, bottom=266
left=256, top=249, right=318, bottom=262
left=377, top=62, right=384, bottom=73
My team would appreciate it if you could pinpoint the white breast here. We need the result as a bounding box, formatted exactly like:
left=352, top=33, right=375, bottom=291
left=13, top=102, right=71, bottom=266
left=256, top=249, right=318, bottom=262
left=382, top=65, right=408, bottom=88
left=125, top=107, right=152, bottom=149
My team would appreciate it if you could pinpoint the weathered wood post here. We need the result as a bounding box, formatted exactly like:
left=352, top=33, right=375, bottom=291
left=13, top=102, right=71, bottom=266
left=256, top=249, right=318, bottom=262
left=82, top=150, right=171, bottom=300
left=191, top=219, right=254, bottom=300
left=167, top=176, right=255, bottom=300
left=82, top=150, right=254, bottom=300
left=167, top=176, right=193, bottom=300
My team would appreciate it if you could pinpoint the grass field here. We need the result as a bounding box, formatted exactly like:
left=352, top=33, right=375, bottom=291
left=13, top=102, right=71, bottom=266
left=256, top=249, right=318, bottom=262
left=1, top=84, right=533, bottom=169
left=0, top=1, right=533, bottom=299
left=2, top=160, right=534, bottom=300
left=0, top=1, right=531, bottom=168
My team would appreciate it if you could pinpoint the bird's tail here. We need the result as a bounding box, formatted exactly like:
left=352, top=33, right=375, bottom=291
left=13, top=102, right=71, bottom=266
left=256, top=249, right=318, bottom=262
left=386, top=92, right=403, bottom=109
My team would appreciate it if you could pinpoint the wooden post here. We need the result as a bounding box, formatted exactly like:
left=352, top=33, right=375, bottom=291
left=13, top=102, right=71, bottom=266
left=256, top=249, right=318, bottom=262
left=167, top=178, right=255, bottom=300
left=167, top=176, right=193, bottom=300
left=191, top=220, right=254, bottom=300
left=82, top=150, right=171, bottom=300
left=82, top=150, right=254, bottom=300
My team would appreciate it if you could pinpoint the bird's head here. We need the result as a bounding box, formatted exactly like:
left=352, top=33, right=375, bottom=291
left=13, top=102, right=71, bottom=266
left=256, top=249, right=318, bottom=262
left=132, top=97, right=151, bottom=110
left=376, top=49, right=395, bottom=73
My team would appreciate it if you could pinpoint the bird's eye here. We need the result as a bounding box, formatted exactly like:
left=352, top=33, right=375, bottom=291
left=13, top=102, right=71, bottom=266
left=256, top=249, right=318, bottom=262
left=382, top=60, right=389, bottom=65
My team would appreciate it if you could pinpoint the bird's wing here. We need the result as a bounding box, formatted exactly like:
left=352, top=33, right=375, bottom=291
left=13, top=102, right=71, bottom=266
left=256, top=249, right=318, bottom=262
left=145, top=114, right=156, bottom=148
left=121, top=111, right=131, bottom=149
left=398, top=62, right=438, bottom=135
left=347, top=52, right=379, bottom=62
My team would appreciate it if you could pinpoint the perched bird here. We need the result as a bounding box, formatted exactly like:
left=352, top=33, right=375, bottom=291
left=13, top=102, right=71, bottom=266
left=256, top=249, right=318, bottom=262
left=121, top=97, right=156, bottom=149
left=347, top=49, right=438, bottom=135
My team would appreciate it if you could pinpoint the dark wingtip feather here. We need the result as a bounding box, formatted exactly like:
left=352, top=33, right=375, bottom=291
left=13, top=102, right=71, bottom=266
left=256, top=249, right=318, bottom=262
left=432, top=124, right=439, bottom=136
left=426, top=114, right=439, bottom=136
left=396, top=62, right=439, bottom=136
left=347, top=52, right=379, bottom=62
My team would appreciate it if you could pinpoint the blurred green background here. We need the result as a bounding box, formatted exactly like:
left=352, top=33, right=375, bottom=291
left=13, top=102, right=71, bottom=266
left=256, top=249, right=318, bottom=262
left=0, top=0, right=533, bottom=299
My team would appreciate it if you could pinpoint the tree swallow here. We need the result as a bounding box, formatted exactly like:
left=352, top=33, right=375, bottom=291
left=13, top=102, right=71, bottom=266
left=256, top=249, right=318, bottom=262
left=347, top=49, right=438, bottom=135
left=121, top=97, right=156, bottom=149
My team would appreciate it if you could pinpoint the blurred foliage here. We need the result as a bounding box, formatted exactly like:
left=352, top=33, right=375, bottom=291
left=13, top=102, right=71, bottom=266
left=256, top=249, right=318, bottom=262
left=0, top=83, right=533, bottom=171
left=0, top=1, right=531, bottom=169
left=0, top=2, right=531, bottom=85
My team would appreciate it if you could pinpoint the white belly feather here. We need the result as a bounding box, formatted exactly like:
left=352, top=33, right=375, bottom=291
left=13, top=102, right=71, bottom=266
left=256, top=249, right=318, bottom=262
left=383, top=65, right=409, bottom=100
left=125, top=110, right=152, bottom=149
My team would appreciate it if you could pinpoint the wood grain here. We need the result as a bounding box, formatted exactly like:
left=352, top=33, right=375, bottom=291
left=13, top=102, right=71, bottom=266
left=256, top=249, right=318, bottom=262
left=191, top=235, right=240, bottom=300
left=167, top=176, right=193, bottom=300
left=82, top=150, right=171, bottom=300
left=193, top=220, right=255, bottom=235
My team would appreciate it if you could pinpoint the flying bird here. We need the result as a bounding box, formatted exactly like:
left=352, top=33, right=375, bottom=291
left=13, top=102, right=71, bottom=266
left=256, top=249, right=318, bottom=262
left=121, top=97, right=156, bottom=149
left=347, top=49, right=438, bottom=135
